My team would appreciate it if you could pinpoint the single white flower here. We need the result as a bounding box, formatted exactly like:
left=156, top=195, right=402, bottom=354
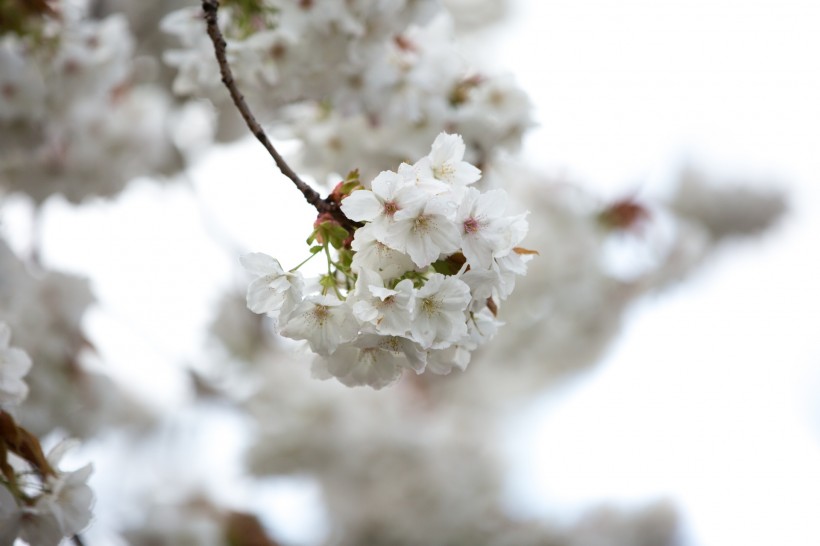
left=36, top=463, right=95, bottom=538
left=461, top=213, right=532, bottom=303
left=314, top=333, right=426, bottom=388
left=368, top=334, right=428, bottom=374
left=341, top=169, right=425, bottom=231
left=460, top=267, right=500, bottom=311
left=13, top=440, right=96, bottom=544
left=384, top=197, right=461, bottom=268
left=240, top=253, right=304, bottom=324
left=413, top=132, right=481, bottom=190
left=280, top=294, right=359, bottom=356
left=457, top=187, right=511, bottom=269
left=316, top=343, right=403, bottom=389
left=410, top=274, right=471, bottom=348
left=350, top=223, right=416, bottom=280
left=19, top=510, right=62, bottom=546
left=426, top=346, right=471, bottom=375
left=492, top=247, right=535, bottom=300
left=464, top=309, right=503, bottom=350
left=351, top=269, right=415, bottom=336
left=0, top=322, right=32, bottom=409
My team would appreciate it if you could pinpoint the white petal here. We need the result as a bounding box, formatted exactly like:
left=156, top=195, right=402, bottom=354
left=341, top=190, right=382, bottom=221
left=240, top=252, right=284, bottom=276
left=430, top=133, right=465, bottom=164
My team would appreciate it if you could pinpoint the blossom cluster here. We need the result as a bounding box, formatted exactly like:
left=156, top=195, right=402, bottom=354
left=243, top=133, right=531, bottom=388
left=0, top=438, right=95, bottom=546
left=0, top=238, right=135, bottom=439
left=0, top=0, right=179, bottom=204
left=161, top=0, right=532, bottom=181
left=0, top=322, right=94, bottom=546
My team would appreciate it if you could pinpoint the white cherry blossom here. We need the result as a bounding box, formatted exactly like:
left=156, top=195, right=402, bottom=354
left=384, top=196, right=461, bottom=268
left=315, top=340, right=403, bottom=389
left=426, top=345, right=471, bottom=375
left=280, top=294, right=359, bottom=356
left=35, top=463, right=95, bottom=539
left=457, top=187, right=512, bottom=269
left=413, top=132, right=481, bottom=190
left=314, top=332, right=428, bottom=388
left=351, top=269, right=415, bottom=336
left=410, top=273, right=471, bottom=348
left=350, top=223, right=417, bottom=279
left=241, top=253, right=304, bottom=324
left=341, top=169, right=425, bottom=231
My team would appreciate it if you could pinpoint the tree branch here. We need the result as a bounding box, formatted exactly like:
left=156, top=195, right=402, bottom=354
left=201, top=0, right=337, bottom=216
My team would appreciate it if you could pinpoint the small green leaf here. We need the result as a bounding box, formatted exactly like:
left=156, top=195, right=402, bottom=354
left=345, top=169, right=360, bottom=183
left=319, top=274, right=337, bottom=289
left=327, top=224, right=350, bottom=249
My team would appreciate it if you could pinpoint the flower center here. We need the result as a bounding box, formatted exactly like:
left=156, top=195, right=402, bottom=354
left=463, top=217, right=480, bottom=234
left=433, top=163, right=455, bottom=181
left=383, top=200, right=399, bottom=216
left=311, top=305, right=329, bottom=325
left=412, top=214, right=431, bottom=233
left=421, top=296, right=440, bottom=316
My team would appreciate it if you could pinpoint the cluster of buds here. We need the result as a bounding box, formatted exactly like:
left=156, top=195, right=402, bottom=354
left=243, top=133, right=533, bottom=388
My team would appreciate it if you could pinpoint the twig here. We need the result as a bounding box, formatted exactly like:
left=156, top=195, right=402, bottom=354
left=201, top=0, right=337, bottom=216
left=72, top=533, right=86, bottom=546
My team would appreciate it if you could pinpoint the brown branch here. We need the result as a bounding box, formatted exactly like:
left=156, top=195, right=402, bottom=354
left=201, top=0, right=338, bottom=216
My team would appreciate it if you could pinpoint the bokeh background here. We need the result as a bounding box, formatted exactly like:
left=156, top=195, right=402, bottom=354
left=3, top=0, right=819, bottom=544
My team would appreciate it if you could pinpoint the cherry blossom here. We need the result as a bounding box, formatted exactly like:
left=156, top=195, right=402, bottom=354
left=280, top=294, right=359, bottom=356
left=241, top=252, right=304, bottom=324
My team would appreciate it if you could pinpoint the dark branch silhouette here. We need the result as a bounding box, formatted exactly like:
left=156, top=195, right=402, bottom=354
left=201, top=0, right=343, bottom=218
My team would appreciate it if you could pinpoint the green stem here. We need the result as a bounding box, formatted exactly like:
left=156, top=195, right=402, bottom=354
left=289, top=250, right=320, bottom=272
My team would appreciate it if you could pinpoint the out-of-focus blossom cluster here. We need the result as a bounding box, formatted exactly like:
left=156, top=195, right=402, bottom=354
left=0, top=322, right=30, bottom=411
left=162, top=0, right=533, bottom=181
left=0, top=321, right=94, bottom=546
left=243, top=133, right=532, bottom=388
left=0, top=0, right=184, bottom=204
left=670, top=165, right=788, bottom=241
left=233, top=294, right=683, bottom=546
left=0, top=438, right=95, bottom=546
left=0, top=239, right=140, bottom=439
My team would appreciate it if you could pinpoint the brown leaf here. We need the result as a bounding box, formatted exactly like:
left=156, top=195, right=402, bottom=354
left=0, top=410, right=55, bottom=477
left=513, top=246, right=539, bottom=255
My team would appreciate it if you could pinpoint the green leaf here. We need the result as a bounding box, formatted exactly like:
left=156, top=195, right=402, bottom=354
left=327, top=224, right=350, bottom=249
left=319, top=274, right=337, bottom=289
